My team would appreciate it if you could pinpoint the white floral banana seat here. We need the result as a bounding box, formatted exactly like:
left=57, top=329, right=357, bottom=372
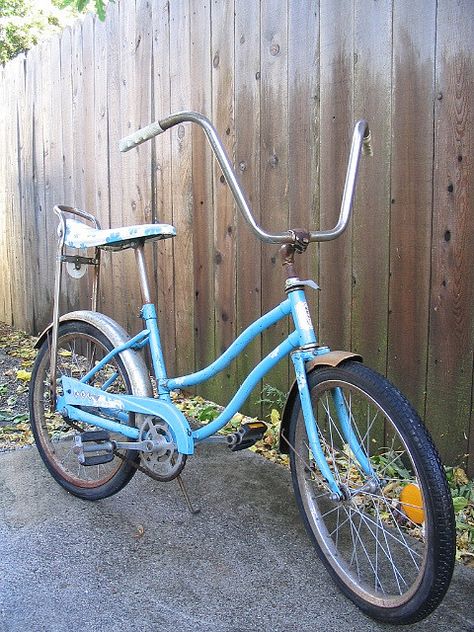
left=64, top=218, right=176, bottom=251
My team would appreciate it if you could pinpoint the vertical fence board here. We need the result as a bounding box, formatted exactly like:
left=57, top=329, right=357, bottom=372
left=211, top=0, right=237, bottom=403
left=14, top=55, right=30, bottom=332
left=169, top=0, right=194, bottom=377
left=260, top=0, right=289, bottom=398
left=287, top=0, right=319, bottom=342
left=18, top=53, right=35, bottom=333
left=388, top=1, right=436, bottom=417
left=427, top=0, right=474, bottom=468
left=190, top=0, right=215, bottom=398
left=119, top=0, right=143, bottom=334
left=94, top=16, right=112, bottom=313
left=151, top=0, right=175, bottom=373
left=60, top=27, right=81, bottom=317
left=234, top=0, right=262, bottom=414
left=0, top=66, right=7, bottom=323
left=351, top=0, right=392, bottom=373
left=105, top=2, right=121, bottom=320
left=318, top=0, right=353, bottom=351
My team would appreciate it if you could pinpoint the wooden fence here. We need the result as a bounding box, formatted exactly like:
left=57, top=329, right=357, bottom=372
left=0, top=0, right=472, bottom=472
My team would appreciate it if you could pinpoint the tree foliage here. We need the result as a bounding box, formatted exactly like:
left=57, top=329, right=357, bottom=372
left=0, top=0, right=110, bottom=65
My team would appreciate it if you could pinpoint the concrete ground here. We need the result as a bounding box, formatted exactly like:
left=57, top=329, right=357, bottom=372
left=0, top=445, right=473, bottom=632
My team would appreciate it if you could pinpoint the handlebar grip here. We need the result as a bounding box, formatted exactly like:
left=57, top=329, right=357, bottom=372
left=119, top=120, right=165, bottom=152
left=362, top=129, right=373, bottom=157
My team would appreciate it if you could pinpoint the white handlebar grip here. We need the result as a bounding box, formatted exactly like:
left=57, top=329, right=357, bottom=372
left=362, top=130, right=373, bottom=157
left=119, top=120, right=165, bottom=152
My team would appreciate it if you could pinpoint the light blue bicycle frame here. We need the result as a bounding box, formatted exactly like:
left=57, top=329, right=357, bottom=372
left=57, top=285, right=373, bottom=498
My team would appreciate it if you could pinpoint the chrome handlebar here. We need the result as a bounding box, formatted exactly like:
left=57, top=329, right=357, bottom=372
left=119, top=111, right=371, bottom=244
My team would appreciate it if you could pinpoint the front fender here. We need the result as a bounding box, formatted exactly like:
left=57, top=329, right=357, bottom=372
left=279, top=351, right=362, bottom=454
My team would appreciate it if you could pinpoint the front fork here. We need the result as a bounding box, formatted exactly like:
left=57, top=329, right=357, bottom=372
left=291, top=352, right=375, bottom=499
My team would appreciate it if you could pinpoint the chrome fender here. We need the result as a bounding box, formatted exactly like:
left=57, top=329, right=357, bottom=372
left=35, top=310, right=152, bottom=398
left=279, top=351, right=362, bottom=454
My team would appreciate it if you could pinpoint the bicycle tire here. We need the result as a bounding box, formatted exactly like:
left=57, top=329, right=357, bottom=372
left=29, top=320, right=141, bottom=500
left=287, top=360, right=455, bottom=624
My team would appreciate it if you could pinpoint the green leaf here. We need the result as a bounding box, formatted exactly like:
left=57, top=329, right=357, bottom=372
left=94, top=0, right=105, bottom=21
left=452, top=496, right=468, bottom=513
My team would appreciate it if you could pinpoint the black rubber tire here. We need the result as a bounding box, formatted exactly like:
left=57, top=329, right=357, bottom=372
left=29, top=321, right=139, bottom=500
left=288, top=361, right=455, bottom=624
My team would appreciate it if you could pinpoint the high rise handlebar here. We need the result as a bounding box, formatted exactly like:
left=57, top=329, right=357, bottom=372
left=119, top=111, right=371, bottom=244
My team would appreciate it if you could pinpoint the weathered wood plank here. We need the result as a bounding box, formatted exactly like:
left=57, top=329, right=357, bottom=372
left=105, top=1, right=121, bottom=320
left=388, top=1, right=436, bottom=421
left=351, top=0, right=392, bottom=373
left=119, top=0, right=143, bottom=334
left=426, top=0, right=474, bottom=467
left=93, top=15, right=112, bottom=315
left=190, top=0, right=215, bottom=398
left=59, top=26, right=81, bottom=316
left=13, top=54, right=30, bottom=332
left=318, top=0, right=353, bottom=351
left=234, top=0, right=262, bottom=415
left=0, top=65, right=7, bottom=322
left=260, top=0, right=289, bottom=399
left=169, top=0, right=194, bottom=377
left=151, top=0, right=176, bottom=373
left=211, top=0, right=237, bottom=403
left=287, top=0, right=319, bottom=391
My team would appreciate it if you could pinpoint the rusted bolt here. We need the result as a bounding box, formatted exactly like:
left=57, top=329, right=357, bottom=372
left=239, top=161, right=247, bottom=172
left=436, top=92, right=443, bottom=100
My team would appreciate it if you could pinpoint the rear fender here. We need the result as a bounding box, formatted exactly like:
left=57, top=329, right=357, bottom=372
left=35, top=310, right=152, bottom=399
left=279, top=351, right=362, bottom=454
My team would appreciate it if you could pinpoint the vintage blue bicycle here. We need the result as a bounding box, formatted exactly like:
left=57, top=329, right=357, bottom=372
left=29, top=112, right=455, bottom=624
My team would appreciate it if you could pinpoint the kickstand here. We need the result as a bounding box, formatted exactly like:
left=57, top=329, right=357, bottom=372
left=177, top=475, right=200, bottom=514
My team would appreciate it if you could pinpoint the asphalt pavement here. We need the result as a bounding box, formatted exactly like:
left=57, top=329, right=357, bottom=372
left=1, top=444, right=473, bottom=632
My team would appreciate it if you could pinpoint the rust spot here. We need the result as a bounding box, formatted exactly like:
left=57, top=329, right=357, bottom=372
left=222, top=312, right=229, bottom=322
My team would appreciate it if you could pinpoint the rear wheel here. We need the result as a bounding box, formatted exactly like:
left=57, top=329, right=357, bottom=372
left=29, top=321, right=140, bottom=500
left=287, top=361, right=455, bottom=624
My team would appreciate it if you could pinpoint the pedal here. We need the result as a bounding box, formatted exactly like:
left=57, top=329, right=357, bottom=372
left=226, top=421, right=267, bottom=452
left=72, top=431, right=115, bottom=466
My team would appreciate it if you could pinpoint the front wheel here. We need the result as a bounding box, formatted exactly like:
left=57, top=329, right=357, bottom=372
left=287, top=361, right=455, bottom=624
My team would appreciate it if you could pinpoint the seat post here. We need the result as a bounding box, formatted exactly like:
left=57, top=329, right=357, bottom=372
left=134, top=241, right=152, bottom=303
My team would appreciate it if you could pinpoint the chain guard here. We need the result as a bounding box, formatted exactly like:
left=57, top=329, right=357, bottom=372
left=138, top=416, right=186, bottom=482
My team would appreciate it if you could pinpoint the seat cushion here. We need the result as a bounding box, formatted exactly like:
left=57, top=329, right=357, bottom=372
left=64, top=218, right=176, bottom=250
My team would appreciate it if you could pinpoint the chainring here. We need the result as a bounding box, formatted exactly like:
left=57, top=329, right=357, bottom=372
left=139, top=416, right=186, bottom=482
